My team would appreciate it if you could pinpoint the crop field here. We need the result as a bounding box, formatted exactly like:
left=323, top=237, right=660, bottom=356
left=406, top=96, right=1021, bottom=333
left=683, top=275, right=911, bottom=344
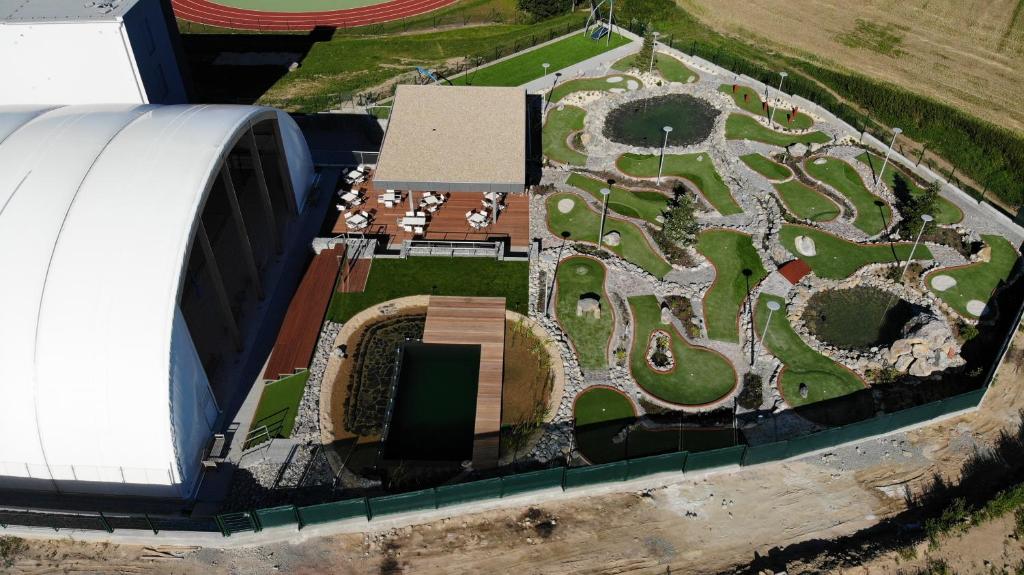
left=682, top=0, right=1024, bottom=133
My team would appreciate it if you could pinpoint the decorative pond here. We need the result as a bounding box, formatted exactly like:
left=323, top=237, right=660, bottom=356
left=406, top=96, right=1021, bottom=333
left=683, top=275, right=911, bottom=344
left=603, top=93, right=719, bottom=147
left=801, top=286, right=917, bottom=350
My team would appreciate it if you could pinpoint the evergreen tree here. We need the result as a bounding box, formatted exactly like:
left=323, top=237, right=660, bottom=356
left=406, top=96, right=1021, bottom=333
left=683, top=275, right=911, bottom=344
left=633, top=31, right=655, bottom=71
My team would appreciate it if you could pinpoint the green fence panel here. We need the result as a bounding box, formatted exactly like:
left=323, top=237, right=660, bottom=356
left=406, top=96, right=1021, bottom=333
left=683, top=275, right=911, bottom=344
left=683, top=446, right=746, bottom=473
left=368, top=489, right=437, bottom=519
left=254, top=505, right=298, bottom=531
left=787, top=427, right=845, bottom=458
left=943, top=388, right=986, bottom=412
left=216, top=512, right=256, bottom=536
left=742, top=441, right=790, bottom=466
left=563, top=461, right=628, bottom=489
left=298, top=499, right=368, bottom=527
left=501, top=467, right=565, bottom=496
left=885, top=400, right=944, bottom=431
left=436, top=478, right=503, bottom=508
left=626, top=451, right=687, bottom=479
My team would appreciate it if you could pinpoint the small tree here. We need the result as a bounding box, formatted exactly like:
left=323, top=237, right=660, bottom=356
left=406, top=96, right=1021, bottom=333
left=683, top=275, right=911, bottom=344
left=634, top=30, right=655, bottom=70
left=517, top=0, right=569, bottom=20
left=658, top=188, right=699, bottom=247
left=896, top=178, right=939, bottom=237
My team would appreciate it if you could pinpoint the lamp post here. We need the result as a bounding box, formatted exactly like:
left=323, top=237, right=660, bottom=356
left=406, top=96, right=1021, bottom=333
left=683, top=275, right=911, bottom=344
left=546, top=231, right=572, bottom=318
left=899, top=213, right=933, bottom=279
left=873, top=127, right=903, bottom=190
left=648, top=32, right=660, bottom=75
left=657, top=126, right=673, bottom=184
left=754, top=300, right=782, bottom=364
left=598, top=188, right=611, bottom=245
left=542, top=63, right=551, bottom=112
left=767, top=71, right=788, bottom=127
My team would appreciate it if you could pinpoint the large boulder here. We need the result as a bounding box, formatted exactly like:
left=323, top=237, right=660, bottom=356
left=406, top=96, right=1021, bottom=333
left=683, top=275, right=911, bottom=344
left=795, top=235, right=816, bottom=257
left=885, top=313, right=963, bottom=377
left=788, top=143, right=809, bottom=158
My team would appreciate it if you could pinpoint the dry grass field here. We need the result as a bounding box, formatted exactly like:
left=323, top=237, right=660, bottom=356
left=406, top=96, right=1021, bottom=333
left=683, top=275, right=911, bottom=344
left=682, top=0, right=1024, bottom=133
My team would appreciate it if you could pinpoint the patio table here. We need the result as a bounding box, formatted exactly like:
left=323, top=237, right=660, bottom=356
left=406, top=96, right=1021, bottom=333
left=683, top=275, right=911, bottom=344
left=400, top=216, right=427, bottom=226
left=340, top=191, right=359, bottom=203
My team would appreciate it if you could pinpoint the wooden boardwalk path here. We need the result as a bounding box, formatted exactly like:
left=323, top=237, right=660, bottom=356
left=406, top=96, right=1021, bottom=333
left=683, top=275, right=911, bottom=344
left=336, top=258, right=372, bottom=293
left=422, top=296, right=505, bottom=469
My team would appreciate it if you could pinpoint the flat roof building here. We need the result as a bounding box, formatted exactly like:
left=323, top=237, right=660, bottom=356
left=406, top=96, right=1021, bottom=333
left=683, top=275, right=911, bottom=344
left=373, top=84, right=526, bottom=194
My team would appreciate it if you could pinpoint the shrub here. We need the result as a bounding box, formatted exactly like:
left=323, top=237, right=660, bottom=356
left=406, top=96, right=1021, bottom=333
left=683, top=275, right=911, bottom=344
left=517, top=0, right=570, bottom=20
left=737, top=373, right=763, bottom=410
left=663, top=295, right=702, bottom=338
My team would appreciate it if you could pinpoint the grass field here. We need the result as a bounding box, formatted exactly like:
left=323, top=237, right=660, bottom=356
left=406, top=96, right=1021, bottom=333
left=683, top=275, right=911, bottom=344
left=754, top=294, right=864, bottom=407
left=546, top=193, right=672, bottom=278
left=696, top=230, right=768, bottom=342
left=855, top=152, right=963, bottom=225
left=250, top=370, right=310, bottom=440
left=628, top=295, right=736, bottom=405
left=327, top=258, right=528, bottom=322
left=454, top=31, right=631, bottom=87
left=803, top=157, right=891, bottom=235
left=543, top=105, right=587, bottom=165
left=556, top=256, right=613, bottom=369
left=573, top=387, right=635, bottom=425
left=617, top=152, right=742, bottom=216
left=611, top=53, right=699, bottom=83
left=774, top=180, right=841, bottom=222
left=740, top=153, right=791, bottom=181
left=779, top=224, right=933, bottom=280
left=718, top=84, right=814, bottom=129
left=566, top=172, right=669, bottom=225
left=724, top=114, right=831, bottom=147
left=549, top=74, right=642, bottom=103
left=927, top=235, right=1019, bottom=317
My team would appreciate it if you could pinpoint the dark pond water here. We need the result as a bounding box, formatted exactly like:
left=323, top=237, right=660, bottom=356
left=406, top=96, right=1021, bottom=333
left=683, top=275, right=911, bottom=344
left=603, top=93, right=719, bottom=147
left=802, top=286, right=918, bottom=350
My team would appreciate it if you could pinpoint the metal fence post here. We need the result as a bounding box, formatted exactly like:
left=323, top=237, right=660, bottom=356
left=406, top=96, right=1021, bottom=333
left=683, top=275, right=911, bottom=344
left=98, top=512, right=113, bottom=534
left=214, top=515, right=229, bottom=537
left=144, top=514, right=159, bottom=535
left=294, top=505, right=303, bottom=531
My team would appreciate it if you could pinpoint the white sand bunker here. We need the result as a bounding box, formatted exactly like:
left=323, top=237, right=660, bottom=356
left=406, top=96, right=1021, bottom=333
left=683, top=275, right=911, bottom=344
left=795, top=235, right=816, bottom=257
left=557, top=198, right=575, bottom=213
left=813, top=158, right=828, bottom=165
left=626, top=79, right=639, bottom=90
left=606, top=76, right=623, bottom=83
left=609, top=88, right=626, bottom=93
left=931, top=275, right=957, bottom=291
left=966, top=300, right=987, bottom=317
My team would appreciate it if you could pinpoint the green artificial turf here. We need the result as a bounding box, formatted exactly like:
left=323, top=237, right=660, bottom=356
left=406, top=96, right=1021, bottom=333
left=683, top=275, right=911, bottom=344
left=696, top=230, right=768, bottom=343
left=454, top=31, right=631, bottom=87
left=654, top=54, right=699, bottom=82
left=574, top=387, right=635, bottom=425
left=546, top=193, right=673, bottom=278
left=754, top=294, right=864, bottom=407
left=327, top=258, right=528, bottom=322
left=774, top=180, right=841, bottom=222
left=250, top=370, right=311, bottom=440
left=549, top=74, right=642, bottom=103
left=718, top=84, right=814, bottom=129
left=779, top=224, right=933, bottom=280
left=927, top=235, right=1019, bottom=317
left=803, top=157, right=892, bottom=236
left=855, top=152, right=963, bottom=225
left=543, top=105, right=587, bottom=165
left=740, top=153, right=792, bottom=181
left=628, top=295, right=737, bottom=405
left=556, top=256, right=614, bottom=370
left=724, top=114, right=831, bottom=147
left=566, top=172, right=669, bottom=225
left=616, top=152, right=742, bottom=216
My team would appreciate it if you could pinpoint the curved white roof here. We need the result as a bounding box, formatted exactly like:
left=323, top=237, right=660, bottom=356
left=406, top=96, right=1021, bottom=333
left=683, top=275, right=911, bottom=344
left=0, top=104, right=312, bottom=493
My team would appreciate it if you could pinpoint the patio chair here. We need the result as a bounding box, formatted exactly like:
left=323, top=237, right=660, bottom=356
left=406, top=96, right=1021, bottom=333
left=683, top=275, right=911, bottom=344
left=343, top=211, right=353, bottom=219
left=426, top=205, right=439, bottom=213
left=414, top=226, right=424, bottom=235
left=402, top=225, right=414, bottom=232
left=336, top=204, right=345, bottom=212
left=465, top=211, right=473, bottom=219
left=384, top=201, right=394, bottom=208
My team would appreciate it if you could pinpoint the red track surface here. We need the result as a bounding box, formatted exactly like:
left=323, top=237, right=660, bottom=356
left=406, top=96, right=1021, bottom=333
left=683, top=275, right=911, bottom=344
left=172, top=0, right=458, bottom=31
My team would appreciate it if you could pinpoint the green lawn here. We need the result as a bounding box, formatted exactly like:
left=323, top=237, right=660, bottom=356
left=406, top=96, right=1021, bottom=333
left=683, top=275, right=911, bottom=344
left=574, top=387, right=635, bottom=425
left=774, top=180, right=841, bottom=222
left=740, top=153, right=792, bottom=181
left=718, top=84, right=814, bottom=130
left=855, top=152, right=963, bottom=225
left=616, top=152, right=742, bottom=216
left=628, top=295, right=737, bottom=405
left=250, top=370, right=310, bottom=441
left=927, top=235, right=1019, bottom=317
left=779, top=224, right=933, bottom=280
left=327, top=258, right=528, bottom=322
left=696, top=230, right=768, bottom=343
left=453, top=31, right=631, bottom=87
left=543, top=105, right=587, bottom=166
left=803, top=157, right=892, bottom=235
left=754, top=294, right=864, bottom=407
left=556, top=256, right=614, bottom=370
left=610, top=53, right=697, bottom=82
left=725, top=114, right=831, bottom=147
left=566, top=172, right=669, bottom=225
left=546, top=193, right=673, bottom=278
left=549, top=74, right=642, bottom=103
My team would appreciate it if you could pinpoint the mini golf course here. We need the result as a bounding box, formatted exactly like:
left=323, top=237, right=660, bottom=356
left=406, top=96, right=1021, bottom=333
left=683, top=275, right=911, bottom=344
left=556, top=256, right=614, bottom=370
left=803, top=157, right=891, bottom=236
left=855, top=152, right=963, bottom=225
left=543, top=106, right=587, bottom=166
left=927, top=235, right=1019, bottom=318
left=565, top=172, right=669, bottom=225
left=611, top=53, right=699, bottom=83
left=774, top=180, right=841, bottom=222
left=549, top=74, right=643, bottom=103
left=724, top=114, right=831, bottom=147
left=697, top=230, right=768, bottom=343
left=719, top=85, right=814, bottom=130
left=779, top=225, right=933, bottom=280
left=740, top=153, right=792, bottom=181
left=617, top=152, right=742, bottom=216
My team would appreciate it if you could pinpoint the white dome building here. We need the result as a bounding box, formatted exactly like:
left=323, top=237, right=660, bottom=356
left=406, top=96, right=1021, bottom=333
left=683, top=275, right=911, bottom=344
left=0, top=103, right=314, bottom=498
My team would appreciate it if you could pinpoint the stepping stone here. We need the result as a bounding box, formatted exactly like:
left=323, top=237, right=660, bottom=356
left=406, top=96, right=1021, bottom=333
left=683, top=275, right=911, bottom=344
left=966, top=299, right=987, bottom=317
left=813, top=158, right=828, bottom=165
left=626, top=80, right=639, bottom=90
left=931, top=274, right=957, bottom=291
left=609, top=88, right=626, bottom=93
left=794, top=235, right=816, bottom=257
left=557, top=198, right=575, bottom=213
left=606, top=76, right=623, bottom=83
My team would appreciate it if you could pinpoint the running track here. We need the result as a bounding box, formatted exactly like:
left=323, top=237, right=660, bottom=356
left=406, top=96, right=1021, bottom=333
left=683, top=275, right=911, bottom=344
left=172, top=0, right=459, bottom=31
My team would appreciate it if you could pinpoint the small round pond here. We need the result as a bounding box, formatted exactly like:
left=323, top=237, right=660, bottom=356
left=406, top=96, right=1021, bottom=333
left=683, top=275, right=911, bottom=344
left=801, top=286, right=917, bottom=350
left=603, top=93, right=719, bottom=147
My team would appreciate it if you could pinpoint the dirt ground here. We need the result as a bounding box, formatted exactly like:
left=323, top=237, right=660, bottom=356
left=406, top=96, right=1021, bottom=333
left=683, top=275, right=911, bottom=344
left=4, top=327, right=1023, bottom=574
left=682, top=0, right=1024, bottom=134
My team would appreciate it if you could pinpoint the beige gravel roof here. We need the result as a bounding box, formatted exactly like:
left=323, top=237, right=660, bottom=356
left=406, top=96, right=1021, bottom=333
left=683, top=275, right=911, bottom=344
left=373, top=84, right=526, bottom=192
